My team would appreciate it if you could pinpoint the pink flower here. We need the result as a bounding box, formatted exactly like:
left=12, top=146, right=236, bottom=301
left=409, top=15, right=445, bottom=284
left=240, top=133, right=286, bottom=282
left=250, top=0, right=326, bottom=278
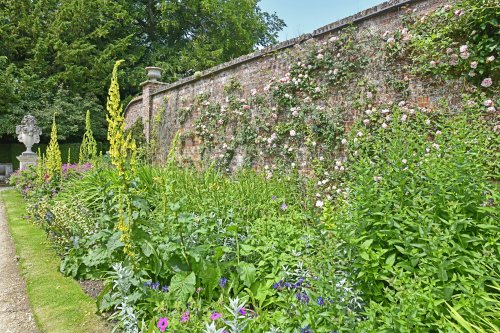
left=484, top=100, right=493, bottom=107
left=157, top=317, right=169, bottom=332
left=481, top=78, right=493, bottom=88
left=460, top=45, right=468, bottom=53
left=242, top=104, right=251, bottom=110
left=460, top=51, right=470, bottom=60
left=181, top=311, right=190, bottom=323
left=387, top=37, right=395, bottom=43
left=487, top=106, right=496, bottom=113
left=470, top=61, right=478, bottom=69
left=316, top=53, right=324, bottom=60
left=210, top=312, right=222, bottom=321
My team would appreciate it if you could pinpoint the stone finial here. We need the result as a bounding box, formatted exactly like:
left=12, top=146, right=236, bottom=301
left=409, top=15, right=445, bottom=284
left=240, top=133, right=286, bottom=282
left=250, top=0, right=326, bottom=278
left=16, top=115, right=42, bottom=154
left=145, top=66, right=162, bottom=81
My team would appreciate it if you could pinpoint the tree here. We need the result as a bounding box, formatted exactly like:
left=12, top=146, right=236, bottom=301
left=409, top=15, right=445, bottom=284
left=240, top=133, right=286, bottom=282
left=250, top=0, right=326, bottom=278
left=0, top=0, right=284, bottom=142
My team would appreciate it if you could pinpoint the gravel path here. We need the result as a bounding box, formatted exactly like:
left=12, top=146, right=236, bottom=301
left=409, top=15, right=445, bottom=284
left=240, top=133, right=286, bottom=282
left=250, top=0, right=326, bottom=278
left=0, top=188, right=39, bottom=333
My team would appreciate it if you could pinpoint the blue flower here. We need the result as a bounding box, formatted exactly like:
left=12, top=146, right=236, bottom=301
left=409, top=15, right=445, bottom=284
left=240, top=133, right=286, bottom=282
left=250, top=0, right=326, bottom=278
left=296, top=291, right=310, bottom=304
left=271, top=195, right=277, bottom=200
left=219, top=277, right=228, bottom=288
left=301, top=325, right=313, bottom=333
left=272, top=280, right=284, bottom=290
left=151, top=282, right=160, bottom=290
left=162, top=285, right=169, bottom=292
left=316, top=297, right=325, bottom=306
left=281, top=203, right=288, bottom=211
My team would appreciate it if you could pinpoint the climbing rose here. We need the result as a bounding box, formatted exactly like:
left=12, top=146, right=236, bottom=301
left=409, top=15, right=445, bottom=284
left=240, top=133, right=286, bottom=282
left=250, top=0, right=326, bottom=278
left=481, top=78, right=493, bottom=88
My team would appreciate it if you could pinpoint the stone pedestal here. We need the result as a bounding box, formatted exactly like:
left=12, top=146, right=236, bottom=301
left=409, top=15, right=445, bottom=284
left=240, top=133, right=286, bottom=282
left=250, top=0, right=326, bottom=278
left=17, top=153, right=38, bottom=171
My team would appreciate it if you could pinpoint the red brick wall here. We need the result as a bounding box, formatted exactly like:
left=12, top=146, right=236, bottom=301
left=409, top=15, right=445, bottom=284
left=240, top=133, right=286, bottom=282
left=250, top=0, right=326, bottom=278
left=125, top=0, right=456, bottom=166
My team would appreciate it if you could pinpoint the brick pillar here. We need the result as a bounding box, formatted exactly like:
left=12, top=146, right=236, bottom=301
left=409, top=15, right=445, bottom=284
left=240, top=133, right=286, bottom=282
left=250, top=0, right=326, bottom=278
left=141, top=67, right=166, bottom=142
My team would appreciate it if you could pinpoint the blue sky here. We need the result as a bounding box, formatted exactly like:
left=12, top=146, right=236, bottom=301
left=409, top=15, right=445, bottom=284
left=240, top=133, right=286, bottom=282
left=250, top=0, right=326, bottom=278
left=259, top=0, right=383, bottom=42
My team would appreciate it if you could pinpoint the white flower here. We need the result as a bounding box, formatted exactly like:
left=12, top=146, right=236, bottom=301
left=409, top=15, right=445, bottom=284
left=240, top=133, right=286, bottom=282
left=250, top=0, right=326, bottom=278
left=430, top=60, right=436, bottom=67
left=315, top=200, right=324, bottom=208
left=487, top=106, right=496, bottom=113
left=481, top=78, right=493, bottom=88
left=484, top=100, right=493, bottom=107
left=251, top=88, right=257, bottom=96
left=401, top=114, right=408, bottom=122
left=402, top=159, right=407, bottom=164
left=289, top=129, right=296, bottom=137
left=460, top=45, right=468, bottom=53
left=381, top=109, right=390, bottom=114
left=366, top=91, right=373, bottom=99
left=425, top=119, right=431, bottom=125
left=291, top=162, right=295, bottom=168
left=401, top=28, right=408, bottom=35
left=470, top=61, right=478, bottom=69
left=329, top=36, right=339, bottom=42
left=381, top=123, right=388, bottom=129
left=435, top=130, right=442, bottom=135
left=363, top=119, right=370, bottom=126
left=341, top=138, right=348, bottom=145
left=387, top=37, right=395, bottom=43
left=398, top=101, right=406, bottom=107
left=373, top=176, right=382, bottom=182
left=486, top=56, right=495, bottom=63
left=315, top=87, right=321, bottom=93
left=365, top=109, right=373, bottom=116
left=469, top=71, right=476, bottom=77
left=333, top=68, right=339, bottom=75
left=317, top=53, right=324, bottom=60
left=357, top=131, right=363, bottom=137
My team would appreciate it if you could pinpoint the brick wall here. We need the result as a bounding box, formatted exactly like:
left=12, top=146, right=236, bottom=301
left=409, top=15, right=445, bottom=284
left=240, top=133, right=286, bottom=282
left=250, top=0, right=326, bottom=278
left=125, top=0, right=456, bottom=166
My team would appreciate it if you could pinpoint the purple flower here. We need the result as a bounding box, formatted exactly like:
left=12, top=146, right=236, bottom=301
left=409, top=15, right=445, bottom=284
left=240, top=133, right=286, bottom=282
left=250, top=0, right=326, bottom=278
left=157, top=317, right=168, bottom=332
left=181, top=311, right=190, bottom=323
left=316, top=297, right=325, bottom=306
left=271, top=195, right=277, bottom=200
left=281, top=203, right=288, bottom=211
left=296, top=291, right=310, bottom=304
left=219, top=277, right=228, bottom=288
left=239, top=308, right=246, bottom=315
left=210, top=312, right=222, bottom=321
left=162, top=285, right=169, bottom=293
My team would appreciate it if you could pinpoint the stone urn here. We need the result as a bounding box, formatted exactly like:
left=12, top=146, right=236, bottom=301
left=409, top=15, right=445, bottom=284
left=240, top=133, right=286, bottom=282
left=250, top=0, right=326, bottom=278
left=16, top=115, right=42, bottom=170
left=145, top=66, right=162, bottom=81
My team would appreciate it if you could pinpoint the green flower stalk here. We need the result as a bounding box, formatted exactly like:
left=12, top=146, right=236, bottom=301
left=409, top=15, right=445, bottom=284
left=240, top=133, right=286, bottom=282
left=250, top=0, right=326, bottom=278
left=79, top=110, right=98, bottom=163
left=45, top=113, right=62, bottom=181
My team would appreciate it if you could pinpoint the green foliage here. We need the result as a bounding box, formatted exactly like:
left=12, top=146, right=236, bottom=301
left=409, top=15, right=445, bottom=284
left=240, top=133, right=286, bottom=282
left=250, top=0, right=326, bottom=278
left=79, top=110, right=98, bottom=163
left=323, top=106, right=500, bottom=331
left=390, top=0, right=499, bottom=90
left=0, top=0, right=284, bottom=142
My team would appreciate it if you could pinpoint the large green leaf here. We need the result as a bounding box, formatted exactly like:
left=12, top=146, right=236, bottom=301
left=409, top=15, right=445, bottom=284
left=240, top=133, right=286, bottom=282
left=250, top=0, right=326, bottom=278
left=170, top=271, right=196, bottom=303
left=237, top=262, right=257, bottom=287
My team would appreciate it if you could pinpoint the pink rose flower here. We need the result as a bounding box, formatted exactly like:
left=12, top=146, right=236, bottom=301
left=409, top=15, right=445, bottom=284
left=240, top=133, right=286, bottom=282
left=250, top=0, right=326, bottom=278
left=481, top=78, right=493, bottom=88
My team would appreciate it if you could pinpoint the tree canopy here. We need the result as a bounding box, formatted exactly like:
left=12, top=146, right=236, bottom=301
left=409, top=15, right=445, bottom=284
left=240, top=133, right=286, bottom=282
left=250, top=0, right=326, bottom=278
left=0, top=0, right=285, bottom=142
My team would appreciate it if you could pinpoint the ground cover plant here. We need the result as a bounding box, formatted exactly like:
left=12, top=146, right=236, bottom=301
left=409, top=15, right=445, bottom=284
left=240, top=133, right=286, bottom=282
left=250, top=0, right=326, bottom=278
left=9, top=0, right=500, bottom=332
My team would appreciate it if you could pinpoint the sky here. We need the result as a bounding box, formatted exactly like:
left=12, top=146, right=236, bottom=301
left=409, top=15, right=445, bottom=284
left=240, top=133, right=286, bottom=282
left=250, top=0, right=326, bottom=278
left=259, top=0, right=383, bottom=42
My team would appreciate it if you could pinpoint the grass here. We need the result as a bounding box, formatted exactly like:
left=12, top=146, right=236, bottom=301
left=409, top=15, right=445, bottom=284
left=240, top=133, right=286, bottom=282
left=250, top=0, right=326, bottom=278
left=1, top=189, right=110, bottom=333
